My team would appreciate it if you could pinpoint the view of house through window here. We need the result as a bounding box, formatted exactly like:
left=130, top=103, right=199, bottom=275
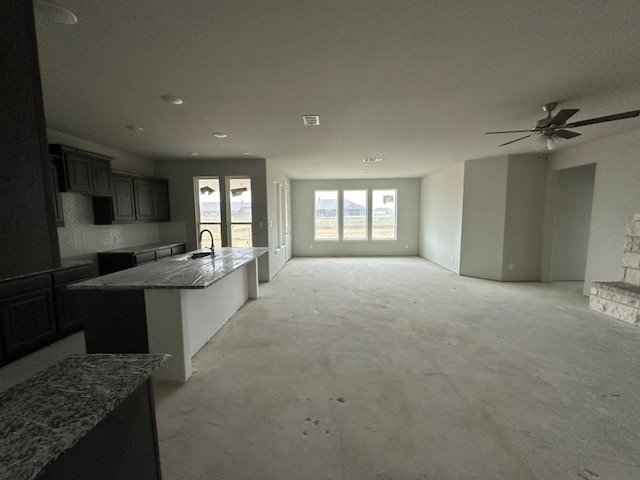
left=314, top=188, right=397, bottom=241
left=372, top=189, right=397, bottom=240
left=343, top=190, right=367, bottom=240
left=228, top=178, right=252, bottom=247
left=197, top=178, right=222, bottom=248
left=314, top=190, right=339, bottom=240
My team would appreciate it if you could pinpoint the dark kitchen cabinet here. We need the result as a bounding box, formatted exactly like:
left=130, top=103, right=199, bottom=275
left=97, top=243, right=186, bottom=275
left=113, top=175, right=136, bottom=221
left=134, top=179, right=154, bottom=220
left=50, top=155, right=65, bottom=227
left=152, top=181, right=170, bottom=221
left=52, top=264, right=95, bottom=335
left=49, top=144, right=114, bottom=196
left=93, top=172, right=171, bottom=224
left=0, top=265, right=95, bottom=366
left=0, top=274, right=56, bottom=362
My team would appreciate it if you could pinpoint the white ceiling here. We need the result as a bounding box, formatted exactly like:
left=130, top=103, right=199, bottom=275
left=34, top=0, right=640, bottom=179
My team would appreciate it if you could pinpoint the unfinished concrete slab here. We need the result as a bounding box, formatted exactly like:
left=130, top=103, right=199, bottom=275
left=153, top=257, right=640, bottom=480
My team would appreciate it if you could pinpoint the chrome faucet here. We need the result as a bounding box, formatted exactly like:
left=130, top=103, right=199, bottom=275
left=198, top=229, right=215, bottom=254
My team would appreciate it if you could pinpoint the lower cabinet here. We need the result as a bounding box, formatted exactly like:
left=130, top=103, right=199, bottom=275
left=0, top=265, right=94, bottom=365
left=0, top=274, right=56, bottom=363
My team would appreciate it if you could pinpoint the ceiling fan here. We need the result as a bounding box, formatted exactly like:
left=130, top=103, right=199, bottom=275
left=486, top=103, right=640, bottom=150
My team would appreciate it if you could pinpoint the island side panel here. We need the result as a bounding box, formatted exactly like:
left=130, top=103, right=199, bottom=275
left=247, top=258, right=259, bottom=299
left=144, top=289, right=191, bottom=383
left=183, top=266, right=249, bottom=358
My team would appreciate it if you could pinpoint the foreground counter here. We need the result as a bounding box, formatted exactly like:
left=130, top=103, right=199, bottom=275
left=70, top=247, right=268, bottom=383
left=0, top=354, right=166, bottom=480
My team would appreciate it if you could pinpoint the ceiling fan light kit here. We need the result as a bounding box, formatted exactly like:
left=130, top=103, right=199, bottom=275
left=486, top=103, right=640, bottom=150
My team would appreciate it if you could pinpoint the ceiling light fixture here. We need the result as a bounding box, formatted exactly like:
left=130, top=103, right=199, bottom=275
left=125, top=125, right=144, bottom=131
left=161, top=95, right=183, bottom=105
left=187, top=152, right=199, bottom=156
left=34, top=0, right=77, bottom=24
left=212, top=132, right=228, bottom=138
left=302, top=115, right=320, bottom=126
left=362, top=158, right=382, bottom=163
left=546, top=136, right=561, bottom=151
left=241, top=151, right=253, bottom=156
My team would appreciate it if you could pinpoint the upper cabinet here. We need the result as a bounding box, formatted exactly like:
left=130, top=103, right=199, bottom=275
left=93, top=171, right=171, bottom=224
left=49, top=144, right=113, bottom=196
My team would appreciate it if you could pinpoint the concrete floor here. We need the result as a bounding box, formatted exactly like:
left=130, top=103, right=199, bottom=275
left=153, top=257, right=640, bottom=480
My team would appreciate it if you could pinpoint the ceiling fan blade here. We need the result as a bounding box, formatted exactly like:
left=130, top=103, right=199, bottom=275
left=498, top=135, right=532, bottom=147
left=547, top=108, right=579, bottom=126
left=565, top=110, right=640, bottom=128
left=554, top=129, right=581, bottom=139
left=485, top=129, right=535, bottom=134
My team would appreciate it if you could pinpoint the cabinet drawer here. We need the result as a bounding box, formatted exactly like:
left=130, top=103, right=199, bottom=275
left=155, top=248, right=171, bottom=259
left=134, top=252, right=156, bottom=265
left=171, top=244, right=186, bottom=255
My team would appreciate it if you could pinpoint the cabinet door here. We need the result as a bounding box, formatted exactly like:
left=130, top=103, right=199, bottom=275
left=152, top=181, right=170, bottom=221
left=65, top=153, right=93, bottom=193
left=0, top=288, right=56, bottom=358
left=53, top=285, right=83, bottom=334
left=134, top=179, right=154, bottom=220
left=92, top=159, right=113, bottom=195
left=113, top=176, right=135, bottom=221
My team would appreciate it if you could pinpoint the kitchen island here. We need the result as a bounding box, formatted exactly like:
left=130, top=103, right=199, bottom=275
left=70, top=247, right=268, bottom=382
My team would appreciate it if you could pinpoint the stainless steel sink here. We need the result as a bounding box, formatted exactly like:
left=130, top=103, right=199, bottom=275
left=190, top=251, right=212, bottom=259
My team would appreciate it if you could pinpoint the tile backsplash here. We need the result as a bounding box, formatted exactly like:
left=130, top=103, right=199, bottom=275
left=57, top=193, right=160, bottom=260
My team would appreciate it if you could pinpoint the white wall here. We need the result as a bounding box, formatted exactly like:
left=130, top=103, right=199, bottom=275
left=501, top=154, right=547, bottom=281
left=48, top=129, right=161, bottom=265
left=154, top=158, right=274, bottom=281
left=543, top=128, right=640, bottom=295
left=550, top=164, right=596, bottom=281
left=291, top=178, right=421, bottom=257
left=266, top=159, right=292, bottom=279
left=459, top=156, right=508, bottom=280
left=419, top=162, right=464, bottom=273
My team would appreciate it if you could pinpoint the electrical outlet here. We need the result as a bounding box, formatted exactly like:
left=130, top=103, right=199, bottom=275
left=508, top=263, right=514, bottom=270
left=405, top=244, right=409, bottom=249
left=310, top=245, right=313, bottom=250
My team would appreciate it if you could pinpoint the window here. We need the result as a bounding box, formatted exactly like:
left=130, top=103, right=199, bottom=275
left=314, top=190, right=338, bottom=240
left=197, top=178, right=222, bottom=248
left=343, top=190, right=367, bottom=240
left=372, top=189, right=397, bottom=240
left=228, top=178, right=252, bottom=247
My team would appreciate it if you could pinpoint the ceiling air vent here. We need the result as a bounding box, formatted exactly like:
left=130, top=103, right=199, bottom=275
left=302, top=115, right=320, bottom=126
left=362, top=158, right=383, bottom=163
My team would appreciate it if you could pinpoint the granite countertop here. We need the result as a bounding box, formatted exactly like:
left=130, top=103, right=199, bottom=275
left=97, top=242, right=185, bottom=255
left=0, top=261, right=93, bottom=284
left=70, top=247, right=269, bottom=290
left=0, top=353, right=166, bottom=480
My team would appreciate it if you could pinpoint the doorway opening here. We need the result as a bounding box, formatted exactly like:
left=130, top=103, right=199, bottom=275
left=550, top=163, right=596, bottom=287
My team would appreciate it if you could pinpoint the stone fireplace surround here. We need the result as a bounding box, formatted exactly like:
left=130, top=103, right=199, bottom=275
left=589, top=213, right=640, bottom=325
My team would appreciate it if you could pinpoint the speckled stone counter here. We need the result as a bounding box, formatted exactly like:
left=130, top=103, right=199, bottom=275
left=0, top=353, right=166, bottom=480
left=71, top=247, right=268, bottom=290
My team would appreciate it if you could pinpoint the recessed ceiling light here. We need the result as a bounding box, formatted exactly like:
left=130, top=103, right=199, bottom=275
left=302, top=115, right=320, bottom=126
left=187, top=152, right=199, bottom=156
left=362, top=158, right=382, bottom=163
left=125, top=125, right=144, bottom=131
left=241, top=151, right=253, bottom=156
left=34, top=0, right=77, bottom=24
left=358, top=169, right=365, bottom=173
left=212, top=132, right=228, bottom=138
left=161, top=95, right=183, bottom=105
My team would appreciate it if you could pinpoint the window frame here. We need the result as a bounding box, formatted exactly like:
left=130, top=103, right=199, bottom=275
left=371, top=188, right=398, bottom=241
left=314, top=189, right=340, bottom=241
